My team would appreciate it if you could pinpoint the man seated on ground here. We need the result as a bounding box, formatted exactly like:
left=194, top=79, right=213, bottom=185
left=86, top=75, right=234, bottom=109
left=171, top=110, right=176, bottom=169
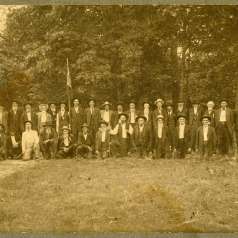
left=22, top=121, right=40, bottom=161
left=0, top=124, right=7, bottom=160
left=39, top=121, right=58, bottom=159
left=76, top=123, right=93, bottom=159
left=95, top=121, right=110, bottom=159
left=56, top=126, right=75, bottom=159
left=196, top=115, right=217, bottom=159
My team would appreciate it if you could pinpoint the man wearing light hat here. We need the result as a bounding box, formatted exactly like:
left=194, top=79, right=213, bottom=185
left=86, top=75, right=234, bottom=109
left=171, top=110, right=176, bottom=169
left=215, top=99, right=234, bottom=156
left=100, top=101, right=114, bottom=128
left=196, top=115, right=217, bottom=159
left=204, top=101, right=215, bottom=127
left=152, top=114, right=171, bottom=159
left=153, top=98, right=166, bottom=131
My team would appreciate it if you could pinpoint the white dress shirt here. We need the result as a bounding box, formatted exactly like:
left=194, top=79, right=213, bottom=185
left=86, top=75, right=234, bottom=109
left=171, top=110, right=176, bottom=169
left=41, top=111, right=47, bottom=123
left=203, top=125, right=209, bottom=141
left=144, top=109, right=149, bottom=120
left=74, top=107, right=79, bottom=113
left=22, top=130, right=39, bottom=153
left=179, top=124, right=185, bottom=139
left=157, top=122, right=163, bottom=138
left=83, top=133, right=88, bottom=141
left=193, top=107, right=198, bottom=115
left=220, top=109, right=226, bottom=122
left=139, top=125, right=144, bottom=133
left=63, top=136, right=69, bottom=146
left=103, top=111, right=110, bottom=123
left=130, top=111, right=136, bottom=123
left=101, top=130, right=106, bottom=142
left=26, top=111, right=31, bottom=121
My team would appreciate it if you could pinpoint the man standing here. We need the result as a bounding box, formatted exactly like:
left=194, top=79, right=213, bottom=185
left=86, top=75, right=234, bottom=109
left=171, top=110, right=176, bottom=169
left=56, top=102, right=70, bottom=135
left=110, top=113, right=133, bottom=157
left=37, top=103, right=52, bottom=133
left=48, top=102, right=57, bottom=131
left=0, top=104, right=8, bottom=134
left=152, top=115, right=171, bottom=159
left=0, top=124, right=7, bottom=160
left=153, top=98, right=166, bottom=129
left=70, top=98, right=84, bottom=142
left=215, top=99, right=234, bottom=156
left=133, top=115, right=151, bottom=158
left=174, top=114, right=191, bottom=159
left=141, top=100, right=153, bottom=128
left=22, top=121, right=40, bottom=161
left=8, top=100, right=22, bottom=159
left=176, top=99, right=188, bottom=117
left=189, top=100, right=202, bottom=152
left=100, top=101, right=114, bottom=128
left=85, top=98, right=101, bottom=150
left=21, top=103, right=37, bottom=132
left=165, top=101, right=176, bottom=156
left=204, top=101, right=216, bottom=127
left=39, top=121, right=58, bottom=159
left=127, top=100, right=138, bottom=128
left=196, top=115, right=217, bottom=159
left=111, top=102, right=124, bottom=129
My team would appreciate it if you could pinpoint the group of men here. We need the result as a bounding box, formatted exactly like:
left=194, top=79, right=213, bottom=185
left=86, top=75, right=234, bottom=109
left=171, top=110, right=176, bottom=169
left=0, top=97, right=236, bottom=161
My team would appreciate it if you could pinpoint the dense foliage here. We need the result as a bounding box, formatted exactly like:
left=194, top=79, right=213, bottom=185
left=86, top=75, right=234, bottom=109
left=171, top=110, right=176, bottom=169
left=0, top=5, right=238, bottom=109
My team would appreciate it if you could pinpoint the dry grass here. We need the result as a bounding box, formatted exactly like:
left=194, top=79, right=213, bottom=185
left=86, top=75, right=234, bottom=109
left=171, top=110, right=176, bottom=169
left=0, top=156, right=237, bottom=233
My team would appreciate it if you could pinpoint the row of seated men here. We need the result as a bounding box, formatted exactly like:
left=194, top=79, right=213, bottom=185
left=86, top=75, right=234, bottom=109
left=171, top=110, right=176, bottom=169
left=0, top=97, right=236, bottom=160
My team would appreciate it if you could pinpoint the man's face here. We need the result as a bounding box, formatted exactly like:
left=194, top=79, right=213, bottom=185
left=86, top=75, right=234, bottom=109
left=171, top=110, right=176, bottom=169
left=179, top=118, right=185, bottom=124
left=61, top=104, right=66, bottom=110
left=89, top=100, right=95, bottom=107
left=156, top=102, right=162, bottom=108
left=144, top=103, right=150, bottom=109
left=117, top=105, right=123, bottom=111
left=63, top=130, right=69, bottom=136
left=82, top=127, right=88, bottom=133
left=41, top=105, right=47, bottom=112
left=202, top=118, right=209, bottom=126
left=73, top=99, right=79, bottom=106
left=129, top=103, right=135, bottom=110
left=167, top=106, right=172, bottom=111
left=178, top=103, right=184, bottom=108
left=25, top=105, right=31, bottom=112
left=138, top=118, right=145, bottom=125
left=12, top=102, right=18, bottom=110
left=105, top=105, right=110, bottom=111
left=158, top=118, right=163, bottom=123
left=25, top=122, right=32, bottom=130
left=50, top=104, right=56, bottom=111
left=120, top=115, right=126, bottom=122
left=221, top=101, right=227, bottom=108
left=207, top=102, right=214, bottom=109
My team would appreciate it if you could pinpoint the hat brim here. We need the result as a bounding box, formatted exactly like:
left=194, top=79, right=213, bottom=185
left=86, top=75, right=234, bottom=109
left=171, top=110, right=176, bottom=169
left=136, top=116, right=147, bottom=122
left=118, top=113, right=128, bottom=119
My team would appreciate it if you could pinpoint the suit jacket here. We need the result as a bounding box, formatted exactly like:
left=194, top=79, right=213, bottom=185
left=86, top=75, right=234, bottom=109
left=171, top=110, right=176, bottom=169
left=189, top=107, right=202, bottom=128
left=8, top=109, right=22, bottom=136
left=165, top=111, right=176, bottom=128
left=100, top=110, right=114, bottom=126
left=215, top=108, right=234, bottom=134
left=0, top=111, right=8, bottom=133
left=126, top=110, right=139, bottom=124
left=152, top=108, right=167, bottom=129
left=20, top=111, right=38, bottom=132
left=78, top=132, right=93, bottom=147
left=174, top=124, right=191, bottom=149
left=95, top=129, right=110, bottom=151
left=48, top=110, right=57, bottom=129
left=140, top=109, right=153, bottom=127
left=70, top=107, right=84, bottom=130
left=111, top=111, right=124, bottom=129
left=133, top=124, right=151, bottom=150
left=58, top=135, right=73, bottom=150
left=37, top=112, right=52, bottom=132
left=39, top=128, right=58, bottom=144
left=153, top=123, right=171, bottom=149
left=176, top=107, right=188, bottom=118
left=196, top=126, right=217, bottom=154
left=85, top=107, right=101, bottom=131
left=56, top=110, right=70, bottom=133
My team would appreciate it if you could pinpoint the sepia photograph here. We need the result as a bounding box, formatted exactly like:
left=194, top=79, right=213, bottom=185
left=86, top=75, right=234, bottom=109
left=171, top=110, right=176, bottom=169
left=0, top=3, right=237, bottom=235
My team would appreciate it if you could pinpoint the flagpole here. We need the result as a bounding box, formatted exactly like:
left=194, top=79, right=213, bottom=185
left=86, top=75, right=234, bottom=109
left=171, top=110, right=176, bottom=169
left=66, top=58, right=72, bottom=125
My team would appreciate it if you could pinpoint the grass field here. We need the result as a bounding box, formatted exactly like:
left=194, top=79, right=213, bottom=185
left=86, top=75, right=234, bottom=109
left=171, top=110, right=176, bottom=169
left=0, top=157, right=237, bottom=233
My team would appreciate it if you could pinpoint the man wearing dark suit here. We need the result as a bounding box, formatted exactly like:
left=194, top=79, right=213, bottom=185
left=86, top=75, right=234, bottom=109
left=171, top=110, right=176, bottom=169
left=174, top=114, right=191, bottom=159
left=189, top=100, right=202, bottom=151
left=84, top=99, right=101, bottom=151
left=153, top=98, right=167, bottom=131
left=215, top=99, right=234, bottom=156
left=165, top=101, right=177, bottom=156
left=152, top=115, right=171, bottom=159
left=196, top=115, right=217, bottom=158
left=133, top=115, right=152, bottom=158
left=127, top=100, right=139, bottom=129
left=176, top=100, right=188, bottom=118
left=100, top=101, right=114, bottom=128
left=141, top=100, right=153, bottom=129
left=76, top=123, right=93, bottom=159
left=70, top=98, right=84, bottom=142
left=111, top=102, right=124, bottom=129
left=56, top=102, right=70, bottom=135
left=48, top=103, right=57, bottom=131
left=8, top=100, right=22, bottom=159
left=0, top=104, right=8, bottom=134
left=20, top=103, right=38, bottom=132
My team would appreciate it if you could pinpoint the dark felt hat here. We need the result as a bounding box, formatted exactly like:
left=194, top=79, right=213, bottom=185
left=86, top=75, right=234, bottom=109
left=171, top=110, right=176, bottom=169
left=136, top=115, right=147, bottom=122
left=201, top=115, right=211, bottom=121
left=177, top=114, right=187, bottom=120
left=99, top=120, right=108, bottom=126
left=81, top=123, right=89, bottom=128
left=118, top=113, right=128, bottom=119
left=24, top=120, right=32, bottom=125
